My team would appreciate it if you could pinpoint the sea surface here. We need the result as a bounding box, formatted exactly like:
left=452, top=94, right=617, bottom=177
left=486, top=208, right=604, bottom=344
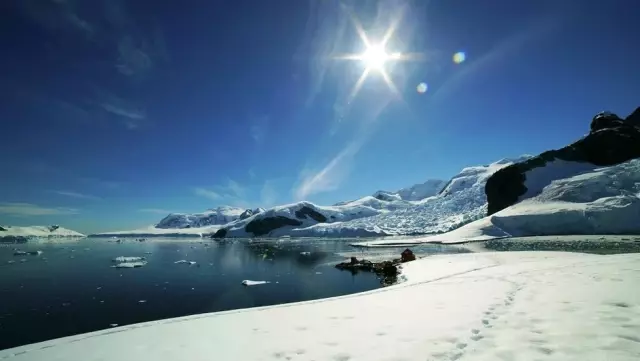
left=0, top=237, right=471, bottom=350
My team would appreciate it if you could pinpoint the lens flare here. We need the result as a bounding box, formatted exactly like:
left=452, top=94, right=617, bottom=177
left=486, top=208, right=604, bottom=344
left=453, top=51, right=466, bottom=64
left=416, top=82, right=428, bottom=93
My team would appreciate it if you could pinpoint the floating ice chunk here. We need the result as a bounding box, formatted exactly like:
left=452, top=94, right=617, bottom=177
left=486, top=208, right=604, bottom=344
left=315, top=272, right=323, bottom=275
left=241, top=280, right=270, bottom=286
left=112, top=256, right=145, bottom=263
left=13, top=251, right=27, bottom=256
left=138, top=300, right=146, bottom=303
left=112, top=261, right=147, bottom=268
left=109, top=324, right=118, bottom=327
left=300, top=251, right=311, bottom=256
left=174, top=260, right=196, bottom=265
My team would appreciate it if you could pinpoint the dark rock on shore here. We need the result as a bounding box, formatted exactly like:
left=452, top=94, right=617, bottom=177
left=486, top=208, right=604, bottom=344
left=486, top=107, right=640, bottom=215
left=335, top=249, right=417, bottom=286
left=245, top=216, right=303, bottom=236
left=294, top=206, right=327, bottom=222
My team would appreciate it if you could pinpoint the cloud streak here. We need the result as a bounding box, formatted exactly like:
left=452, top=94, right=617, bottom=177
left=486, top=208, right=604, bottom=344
left=294, top=140, right=363, bottom=201
left=0, top=203, right=78, bottom=216
left=138, top=208, right=174, bottom=215
left=193, top=187, right=221, bottom=201
left=53, top=190, right=101, bottom=201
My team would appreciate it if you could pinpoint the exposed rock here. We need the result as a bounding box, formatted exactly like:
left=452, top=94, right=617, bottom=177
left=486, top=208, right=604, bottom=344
left=486, top=108, right=640, bottom=215
left=212, top=228, right=227, bottom=238
left=0, top=226, right=6, bottom=231
left=48, top=225, right=60, bottom=232
left=590, top=111, right=624, bottom=132
left=245, top=216, right=303, bottom=236
left=294, top=206, right=327, bottom=222
left=239, top=209, right=254, bottom=220
left=401, top=249, right=416, bottom=262
left=626, top=107, right=640, bottom=127
left=335, top=256, right=399, bottom=286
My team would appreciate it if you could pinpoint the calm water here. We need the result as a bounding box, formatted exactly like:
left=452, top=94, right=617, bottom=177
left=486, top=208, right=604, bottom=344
left=0, top=237, right=470, bottom=350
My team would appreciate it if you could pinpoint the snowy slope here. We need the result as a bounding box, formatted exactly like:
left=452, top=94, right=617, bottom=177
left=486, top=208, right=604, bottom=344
left=0, top=225, right=84, bottom=241
left=155, top=206, right=245, bottom=228
left=300, top=157, right=530, bottom=237
left=4, top=251, right=639, bottom=361
left=359, top=158, right=640, bottom=245
left=218, top=201, right=388, bottom=237
left=373, top=179, right=447, bottom=202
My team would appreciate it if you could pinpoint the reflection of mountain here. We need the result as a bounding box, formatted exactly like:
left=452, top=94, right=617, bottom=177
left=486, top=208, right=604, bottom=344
left=244, top=241, right=330, bottom=269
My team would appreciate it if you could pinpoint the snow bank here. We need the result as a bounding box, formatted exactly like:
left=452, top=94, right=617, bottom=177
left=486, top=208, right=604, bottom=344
left=112, top=256, right=145, bottom=263
left=4, top=251, right=638, bottom=360
left=0, top=226, right=84, bottom=241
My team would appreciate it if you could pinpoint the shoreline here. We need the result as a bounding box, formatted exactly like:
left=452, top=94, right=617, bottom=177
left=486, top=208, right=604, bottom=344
left=2, top=251, right=638, bottom=360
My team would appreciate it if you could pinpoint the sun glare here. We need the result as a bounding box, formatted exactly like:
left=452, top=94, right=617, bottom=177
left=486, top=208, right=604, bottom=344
left=361, top=45, right=389, bottom=71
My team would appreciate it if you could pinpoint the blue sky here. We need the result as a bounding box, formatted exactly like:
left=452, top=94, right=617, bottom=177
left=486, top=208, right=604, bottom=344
left=1, top=0, right=639, bottom=233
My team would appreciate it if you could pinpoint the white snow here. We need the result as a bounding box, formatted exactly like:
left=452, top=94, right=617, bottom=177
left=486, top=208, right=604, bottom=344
left=174, top=260, right=197, bottom=265
left=155, top=206, right=246, bottom=229
left=241, top=280, right=270, bottom=286
left=0, top=225, right=84, bottom=240
left=357, top=159, right=640, bottom=245
left=3, top=251, right=639, bottom=360
left=90, top=225, right=222, bottom=238
left=520, top=159, right=598, bottom=200
left=111, top=261, right=147, bottom=268
left=112, top=256, right=145, bottom=263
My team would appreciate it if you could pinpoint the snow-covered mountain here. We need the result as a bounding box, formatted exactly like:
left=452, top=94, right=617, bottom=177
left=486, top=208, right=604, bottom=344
left=211, top=157, right=529, bottom=238
left=94, top=107, right=640, bottom=239
left=0, top=225, right=85, bottom=242
left=373, top=179, right=447, bottom=202
left=155, top=206, right=246, bottom=229
left=370, top=158, right=640, bottom=244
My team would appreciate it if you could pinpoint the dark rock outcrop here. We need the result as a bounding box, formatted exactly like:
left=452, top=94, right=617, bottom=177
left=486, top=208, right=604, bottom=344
left=401, top=249, right=416, bottom=262
left=48, top=225, right=59, bottom=232
left=245, top=216, right=303, bottom=236
left=294, top=206, right=327, bottom=222
left=486, top=107, right=640, bottom=216
left=212, top=228, right=227, bottom=238
left=0, top=226, right=6, bottom=231
left=335, top=248, right=417, bottom=286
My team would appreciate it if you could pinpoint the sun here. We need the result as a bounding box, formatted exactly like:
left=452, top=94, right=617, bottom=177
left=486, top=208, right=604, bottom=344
left=360, top=45, right=389, bottom=71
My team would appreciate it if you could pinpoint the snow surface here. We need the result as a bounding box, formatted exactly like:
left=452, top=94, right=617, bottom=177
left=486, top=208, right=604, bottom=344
left=90, top=225, right=221, bottom=238
left=3, top=251, right=639, bottom=360
left=355, top=159, right=640, bottom=246
left=111, top=261, right=147, bottom=268
left=241, top=280, right=270, bottom=286
left=0, top=225, right=84, bottom=239
left=155, top=206, right=245, bottom=229
left=520, top=159, right=598, bottom=200
left=112, top=256, right=145, bottom=263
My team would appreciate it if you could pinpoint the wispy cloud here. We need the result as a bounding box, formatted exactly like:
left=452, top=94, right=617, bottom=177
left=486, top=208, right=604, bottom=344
left=0, top=203, right=78, bottom=216
left=79, top=177, right=124, bottom=190
left=138, top=208, right=174, bottom=215
left=225, top=179, right=246, bottom=199
left=13, top=0, right=166, bottom=130
left=260, top=180, right=278, bottom=207
left=193, top=187, right=221, bottom=201
left=52, top=190, right=101, bottom=201
left=294, top=140, right=363, bottom=201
